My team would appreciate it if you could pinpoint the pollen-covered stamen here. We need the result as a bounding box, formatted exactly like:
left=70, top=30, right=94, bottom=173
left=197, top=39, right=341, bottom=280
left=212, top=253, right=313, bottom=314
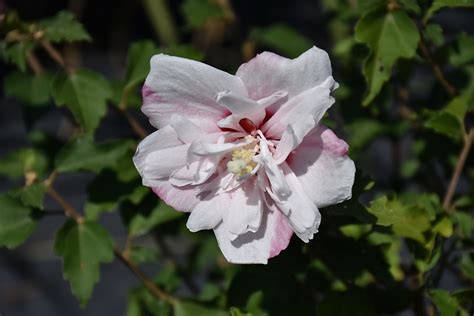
left=239, top=118, right=257, bottom=135
left=227, top=136, right=259, bottom=177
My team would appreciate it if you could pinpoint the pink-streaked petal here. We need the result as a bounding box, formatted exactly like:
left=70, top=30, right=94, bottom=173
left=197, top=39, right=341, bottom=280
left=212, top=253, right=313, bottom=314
left=286, top=126, right=355, bottom=208
left=142, top=54, right=247, bottom=132
left=236, top=46, right=335, bottom=100
left=223, top=179, right=262, bottom=240
left=268, top=163, right=321, bottom=242
left=151, top=180, right=202, bottom=213
left=263, top=76, right=336, bottom=141
left=186, top=193, right=225, bottom=232
left=213, top=203, right=292, bottom=264
left=144, top=144, right=189, bottom=179
left=133, top=126, right=183, bottom=186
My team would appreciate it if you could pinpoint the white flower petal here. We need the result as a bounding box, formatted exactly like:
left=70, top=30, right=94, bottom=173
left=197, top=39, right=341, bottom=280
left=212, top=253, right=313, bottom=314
left=144, top=144, right=189, bottom=179
left=236, top=46, right=335, bottom=100
left=186, top=193, right=225, bottom=232
left=268, top=163, right=321, bottom=242
left=170, top=115, right=206, bottom=144
left=133, top=126, right=183, bottom=186
left=263, top=76, right=336, bottom=143
left=287, top=126, right=355, bottom=207
left=223, top=179, right=263, bottom=240
left=143, top=54, right=247, bottom=132
left=213, top=203, right=293, bottom=264
left=170, top=157, right=218, bottom=186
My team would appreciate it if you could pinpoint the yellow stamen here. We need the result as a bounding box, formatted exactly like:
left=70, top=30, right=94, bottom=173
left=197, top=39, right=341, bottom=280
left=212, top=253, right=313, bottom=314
left=227, top=141, right=257, bottom=177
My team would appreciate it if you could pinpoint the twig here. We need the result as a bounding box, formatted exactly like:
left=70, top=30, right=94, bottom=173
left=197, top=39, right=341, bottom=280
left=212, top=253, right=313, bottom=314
left=43, top=172, right=170, bottom=302
left=120, top=108, right=148, bottom=138
left=45, top=185, right=83, bottom=222
left=114, top=247, right=173, bottom=302
left=26, top=51, right=45, bottom=75
left=443, top=129, right=474, bottom=212
left=419, top=37, right=457, bottom=97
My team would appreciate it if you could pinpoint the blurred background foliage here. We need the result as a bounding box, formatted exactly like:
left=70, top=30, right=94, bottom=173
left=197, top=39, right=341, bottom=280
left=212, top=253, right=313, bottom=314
left=0, top=0, right=474, bottom=315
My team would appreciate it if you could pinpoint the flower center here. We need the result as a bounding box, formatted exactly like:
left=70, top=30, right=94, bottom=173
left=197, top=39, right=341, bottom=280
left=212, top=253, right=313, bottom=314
left=226, top=136, right=258, bottom=177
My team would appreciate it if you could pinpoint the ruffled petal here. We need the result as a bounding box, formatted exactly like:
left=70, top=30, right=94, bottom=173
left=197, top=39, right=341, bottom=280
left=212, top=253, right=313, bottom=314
left=186, top=193, right=225, bottom=232
left=143, top=54, right=247, bottom=132
left=268, top=163, right=321, bottom=243
left=236, top=46, right=335, bottom=100
left=133, top=126, right=183, bottom=186
left=213, top=203, right=292, bottom=264
left=286, top=126, right=355, bottom=208
left=143, top=144, right=189, bottom=179
left=263, top=76, right=336, bottom=140
left=222, top=179, right=263, bottom=240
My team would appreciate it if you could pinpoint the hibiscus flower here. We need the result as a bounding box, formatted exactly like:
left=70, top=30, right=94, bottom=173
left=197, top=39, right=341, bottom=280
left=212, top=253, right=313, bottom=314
left=134, top=46, right=355, bottom=264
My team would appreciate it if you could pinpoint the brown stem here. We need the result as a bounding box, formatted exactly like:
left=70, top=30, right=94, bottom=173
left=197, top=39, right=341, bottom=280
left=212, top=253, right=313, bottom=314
left=39, top=39, right=75, bottom=74
left=46, top=186, right=84, bottom=222
left=44, top=172, right=170, bottom=301
left=419, top=37, right=457, bottom=97
left=442, top=129, right=474, bottom=212
left=121, top=109, right=147, bottom=138
left=114, top=247, right=173, bottom=302
left=26, top=51, right=45, bottom=75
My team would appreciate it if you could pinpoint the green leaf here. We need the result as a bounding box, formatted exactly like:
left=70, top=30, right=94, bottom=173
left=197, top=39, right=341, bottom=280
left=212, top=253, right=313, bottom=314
left=129, top=246, right=160, bottom=264
left=161, top=44, right=204, bottom=61
left=54, top=220, right=114, bottom=306
left=250, top=24, right=313, bottom=58
left=123, top=41, right=158, bottom=96
left=181, top=0, right=225, bottom=28
left=173, top=300, right=228, bottom=316
left=429, top=289, right=468, bottom=316
left=0, top=194, right=38, bottom=248
left=399, top=0, right=422, bottom=14
left=4, top=71, right=53, bottom=106
left=51, top=69, right=112, bottom=132
left=0, top=148, right=48, bottom=179
left=449, top=32, right=474, bottom=67
left=129, top=202, right=183, bottom=237
left=355, top=10, right=420, bottom=105
left=367, top=196, right=431, bottom=243
left=38, top=11, right=91, bottom=43
left=0, top=41, right=34, bottom=72
left=55, top=136, right=133, bottom=173
left=424, top=111, right=463, bottom=139
left=10, top=183, right=47, bottom=209
left=425, top=0, right=474, bottom=21
left=230, top=307, right=252, bottom=316
left=424, top=24, right=444, bottom=46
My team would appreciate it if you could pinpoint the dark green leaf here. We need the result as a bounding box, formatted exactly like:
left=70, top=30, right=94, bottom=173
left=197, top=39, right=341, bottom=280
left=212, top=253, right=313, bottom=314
left=55, top=136, right=134, bottom=173
left=425, top=111, right=463, bottom=140
left=428, top=289, right=467, bottom=316
left=54, top=220, right=114, bottom=306
left=424, top=24, right=444, bottom=46
left=0, top=41, right=34, bottom=72
left=355, top=10, right=420, bottom=105
left=367, top=196, right=431, bottom=243
left=51, top=69, right=112, bottom=132
left=173, top=300, right=228, bottom=316
left=0, top=194, right=38, bottom=248
left=250, top=24, right=313, bottom=58
left=181, top=0, right=225, bottom=28
left=123, top=41, right=158, bottom=96
left=10, top=183, right=47, bottom=209
left=129, top=203, right=183, bottom=237
left=161, top=44, right=204, bottom=61
left=4, top=71, right=52, bottom=106
left=0, top=148, right=48, bottom=179
left=449, top=32, right=474, bottom=66
left=38, top=11, right=91, bottom=43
